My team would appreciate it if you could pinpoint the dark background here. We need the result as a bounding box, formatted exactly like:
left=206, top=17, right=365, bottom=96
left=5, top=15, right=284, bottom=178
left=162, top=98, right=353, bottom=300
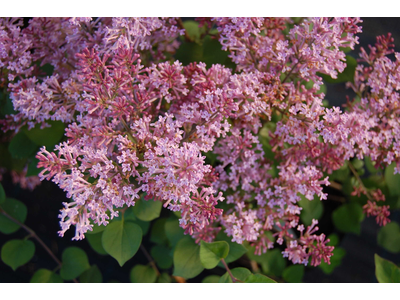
left=1, top=17, right=400, bottom=283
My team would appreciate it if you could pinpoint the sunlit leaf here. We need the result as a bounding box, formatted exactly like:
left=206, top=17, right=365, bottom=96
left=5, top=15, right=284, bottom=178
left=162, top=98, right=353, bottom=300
left=102, top=220, right=142, bottom=267
left=30, top=269, right=63, bottom=283
left=130, top=264, right=157, bottom=283
left=173, top=237, right=203, bottom=279
left=200, top=240, right=229, bottom=269
left=375, top=254, right=400, bottom=283
left=219, top=267, right=251, bottom=283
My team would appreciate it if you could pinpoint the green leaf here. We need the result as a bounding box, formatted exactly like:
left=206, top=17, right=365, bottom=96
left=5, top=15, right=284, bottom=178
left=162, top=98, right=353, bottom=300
left=326, top=233, right=339, bottom=247
left=219, top=267, right=252, bottom=283
left=245, top=273, right=276, bottom=283
left=173, top=237, right=204, bottom=279
left=132, top=197, right=162, bottom=222
left=365, top=157, right=380, bottom=174
left=22, top=121, right=65, bottom=148
left=26, top=156, right=41, bottom=177
left=332, top=202, right=365, bottom=234
left=40, top=63, right=55, bottom=76
left=298, top=194, right=324, bottom=226
left=123, top=207, right=150, bottom=235
left=11, top=157, right=28, bottom=172
left=60, top=247, right=90, bottom=280
left=174, top=33, right=233, bottom=69
left=101, top=220, right=142, bottom=267
left=0, top=91, right=16, bottom=117
left=374, top=254, right=400, bottom=283
left=182, top=20, right=205, bottom=43
left=8, top=131, right=38, bottom=159
left=151, top=244, right=173, bottom=270
left=352, top=158, right=364, bottom=170
left=202, top=275, right=221, bottom=283
left=157, top=272, right=172, bottom=283
left=201, top=35, right=230, bottom=67
left=215, top=231, right=247, bottom=263
left=150, top=218, right=169, bottom=245
left=0, top=183, right=5, bottom=205
left=86, top=232, right=107, bottom=255
left=200, top=240, right=229, bottom=269
left=282, top=265, right=305, bottom=283
left=130, top=264, right=157, bottom=283
left=165, top=217, right=185, bottom=247
left=304, top=80, right=326, bottom=95
left=0, top=197, right=28, bottom=234
left=385, top=163, right=400, bottom=197
left=30, top=269, right=63, bottom=283
left=319, top=55, right=357, bottom=83
left=79, top=265, right=103, bottom=283
left=260, top=248, right=287, bottom=277
left=319, top=247, right=346, bottom=275
left=175, top=41, right=203, bottom=66
left=1, top=239, right=35, bottom=271
left=332, top=203, right=364, bottom=234
left=86, top=223, right=106, bottom=235
left=0, top=143, right=13, bottom=169
left=377, top=222, right=400, bottom=254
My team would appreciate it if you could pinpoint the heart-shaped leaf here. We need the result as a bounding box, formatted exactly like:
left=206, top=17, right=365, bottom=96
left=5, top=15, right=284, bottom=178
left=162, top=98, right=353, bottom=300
left=0, top=198, right=27, bottom=234
left=202, top=275, right=221, bottom=283
left=101, top=220, right=142, bottom=267
left=132, top=197, right=162, bottom=221
left=60, top=247, right=90, bottom=280
left=173, top=237, right=203, bottom=279
left=86, top=232, right=107, bottom=255
left=151, top=244, right=173, bottom=269
left=377, top=221, right=400, bottom=253
left=79, top=265, right=103, bottom=283
left=298, top=194, right=323, bottom=226
left=375, top=254, right=400, bottom=283
left=282, top=264, right=305, bottom=283
left=1, top=239, right=35, bottom=271
left=30, top=269, right=63, bottom=283
left=165, top=217, right=185, bottom=247
left=245, top=273, right=276, bottom=283
left=385, top=163, right=400, bottom=197
left=200, top=240, right=229, bottom=269
left=130, top=264, right=157, bottom=283
left=215, top=231, right=247, bottom=263
left=219, top=267, right=251, bottom=283
left=22, top=120, right=65, bottom=148
left=332, top=202, right=364, bottom=234
left=260, top=248, right=287, bottom=277
left=8, top=131, right=38, bottom=159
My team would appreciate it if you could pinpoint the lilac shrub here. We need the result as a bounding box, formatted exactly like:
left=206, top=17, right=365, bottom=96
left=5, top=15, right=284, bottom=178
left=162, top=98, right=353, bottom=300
left=1, top=17, right=399, bottom=275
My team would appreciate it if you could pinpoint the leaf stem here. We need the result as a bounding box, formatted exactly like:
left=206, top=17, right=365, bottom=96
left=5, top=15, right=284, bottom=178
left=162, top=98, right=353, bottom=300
left=176, top=18, right=193, bottom=43
left=329, top=181, right=342, bottom=191
left=0, top=208, right=78, bottom=283
left=140, top=244, right=160, bottom=276
left=221, top=258, right=242, bottom=283
left=120, top=118, right=137, bottom=144
left=348, top=160, right=373, bottom=200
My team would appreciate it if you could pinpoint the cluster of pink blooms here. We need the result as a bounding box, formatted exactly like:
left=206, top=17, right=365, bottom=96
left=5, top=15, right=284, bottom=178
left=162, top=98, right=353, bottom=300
left=1, top=17, right=399, bottom=267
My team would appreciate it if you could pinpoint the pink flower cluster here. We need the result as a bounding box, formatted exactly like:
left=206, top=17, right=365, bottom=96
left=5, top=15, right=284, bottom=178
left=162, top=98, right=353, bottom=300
left=2, top=17, right=399, bottom=267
